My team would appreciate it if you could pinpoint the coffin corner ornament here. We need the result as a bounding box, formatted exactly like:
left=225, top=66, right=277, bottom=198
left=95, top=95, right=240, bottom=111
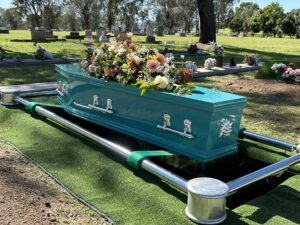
left=55, top=64, right=247, bottom=162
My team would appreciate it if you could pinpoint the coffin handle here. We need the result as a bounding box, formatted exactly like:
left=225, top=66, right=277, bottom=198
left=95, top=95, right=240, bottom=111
left=157, top=114, right=194, bottom=139
left=74, top=97, right=114, bottom=114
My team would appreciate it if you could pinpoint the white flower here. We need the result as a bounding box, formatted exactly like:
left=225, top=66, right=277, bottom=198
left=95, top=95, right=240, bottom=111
left=108, top=45, right=116, bottom=51
left=117, top=47, right=126, bottom=56
left=271, top=63, right=286, bottom=73
left=154, top=75, right=169, bottom=89
left=96, top=49, right=104, bottom=55
left=204, top=58, right=216, bottom=70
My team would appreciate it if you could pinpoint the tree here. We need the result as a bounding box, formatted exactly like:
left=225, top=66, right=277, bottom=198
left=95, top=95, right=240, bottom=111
left=13, top=0, right=44, bottom=28
left=42, top=0, right=62, bottom=29
left=214, top=0, right=239, bottom=30
left=257, top=3, right=285, bottom=37
left=229, top=2, right=259, bottom=34
left=196, top=0, right=216, bottom=43
left=281, top=9, right=300, bottom=38
left=2, top=8, right=23, bottom=29
left=229, top=16, right=243, bottom=34
left=65, top=0, right=101, bottom=30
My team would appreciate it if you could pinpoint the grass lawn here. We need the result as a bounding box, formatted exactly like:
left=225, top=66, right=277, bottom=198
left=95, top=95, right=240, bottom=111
left=0, top=31, right=299, bottom=225
left=1, top=30, right=300, bottom=66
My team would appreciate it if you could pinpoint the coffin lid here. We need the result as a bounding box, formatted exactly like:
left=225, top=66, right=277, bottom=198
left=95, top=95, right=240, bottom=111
left=55, top=64, right=247, bottom=111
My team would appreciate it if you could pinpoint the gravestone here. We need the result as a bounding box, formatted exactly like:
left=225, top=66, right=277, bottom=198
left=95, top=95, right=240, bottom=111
left=31, top=29, right=46, bottom=41
left=85, top=30, right=92, bottom=38
left=66, top=31, right=84, bottom=40
left=45, top=30, right=57, bottom=39
left=100, top=31, right=109, bottom=43
left=117, top=23, right=128, bottom=41
left=0, top=27, right=9, bottom=34
left=145, top=22, right=155, bottom=43
left=96, top=27, right=104, bottom=38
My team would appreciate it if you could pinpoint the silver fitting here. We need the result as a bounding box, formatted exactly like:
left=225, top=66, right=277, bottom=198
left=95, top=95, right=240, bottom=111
left=294, top=144, right=300, bottom=153
left=185, top=177, right=229, bottom=224
left=0, top=88, right=18, bottom=105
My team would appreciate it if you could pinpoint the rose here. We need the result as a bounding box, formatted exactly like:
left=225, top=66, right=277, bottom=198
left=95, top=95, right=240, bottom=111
left=154, top=75, right=169, bottom=89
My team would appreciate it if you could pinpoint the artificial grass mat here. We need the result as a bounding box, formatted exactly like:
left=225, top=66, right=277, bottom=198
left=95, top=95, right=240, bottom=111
left=233, top=175, right=300, bottom=225
left=238, top=139, right=300, bottom=173
left=0, top=103, right=299, bottom=225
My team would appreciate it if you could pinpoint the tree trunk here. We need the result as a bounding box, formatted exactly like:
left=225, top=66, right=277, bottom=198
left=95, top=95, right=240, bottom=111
left=196, top=0, right=216, bottom=43
left=107, top=0, right=114, bottom=31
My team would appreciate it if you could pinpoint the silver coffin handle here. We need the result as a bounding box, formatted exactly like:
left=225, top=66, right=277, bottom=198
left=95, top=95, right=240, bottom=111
left=74, top=96, right=113, bottom=114
left=157, top=114, right=194, bottom=139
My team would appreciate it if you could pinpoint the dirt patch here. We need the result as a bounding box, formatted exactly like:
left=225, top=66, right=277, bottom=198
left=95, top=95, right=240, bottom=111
left=224, top=77, right=300, bottom=105
left=0, top=141, right=110, bottom=225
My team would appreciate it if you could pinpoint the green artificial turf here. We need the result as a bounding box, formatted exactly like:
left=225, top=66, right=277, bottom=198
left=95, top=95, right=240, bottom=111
left=1, top=100, right=299, bottom=225
left=0, top=104, right=193, bottom=225
left=233, top=175, right=300, bottom=225
left=238, top=138, right=300, bottom=173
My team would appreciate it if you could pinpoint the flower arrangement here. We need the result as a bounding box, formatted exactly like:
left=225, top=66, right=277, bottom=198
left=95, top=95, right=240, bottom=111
left=271, top=62, right=300, bottom=83
left=204, top=58, right=216, bottom=70
left=209, top=42, right=224, bottom=57
left=271, top=63, right=287, bottom=74
left=34, top=46, right=46, bottom=60
left=82, top=39, right=194, bottom=95
left=187, top=43, right=198, bottom=54
left=244, top=54, right=259, bottom=66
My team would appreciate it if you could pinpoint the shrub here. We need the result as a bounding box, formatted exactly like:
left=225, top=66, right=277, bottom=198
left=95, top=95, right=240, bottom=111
left=256, top=60, right=300, bottom=79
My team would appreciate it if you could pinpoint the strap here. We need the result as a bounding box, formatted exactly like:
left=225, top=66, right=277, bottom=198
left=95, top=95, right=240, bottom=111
left=127, top=150, right=173, bottom=169
left=26, top=101, right=62, bottom=113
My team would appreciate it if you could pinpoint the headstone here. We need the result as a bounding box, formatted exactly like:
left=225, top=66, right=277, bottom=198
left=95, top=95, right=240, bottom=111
left=45, top=30, right=55, bottom=39
left=179, top=32, right=186, bottom=37
left=96, top=27, right=104, bottom=38
left=31, top=30, right=46, bottom=41
left=100, top=32, right=109, bottom=43
left=145, top=21, right=155, bottom=43
left=85, top=30, right=92, bottom=38
left=0, top=27, right=9, bottom=34
left=117, top=23, right=128, bottom=41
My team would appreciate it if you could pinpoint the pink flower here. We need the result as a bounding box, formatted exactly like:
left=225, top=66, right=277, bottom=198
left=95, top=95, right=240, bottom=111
left=289, top=69, right=300, bottom=76
left=146, top=59, right=160, bottom=72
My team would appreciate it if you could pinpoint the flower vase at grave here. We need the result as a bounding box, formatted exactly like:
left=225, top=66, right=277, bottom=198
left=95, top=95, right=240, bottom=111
left=216, top=56, right=223, bottom=67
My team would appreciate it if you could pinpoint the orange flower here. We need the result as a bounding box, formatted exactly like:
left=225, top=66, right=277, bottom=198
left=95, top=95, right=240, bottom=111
left=156, top=53, right=166, bottom=64
left=147, top=59, right=160, bottom=72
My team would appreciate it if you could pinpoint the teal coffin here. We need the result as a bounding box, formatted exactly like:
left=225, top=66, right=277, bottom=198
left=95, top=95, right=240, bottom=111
left=55, top=64, right=247, bottom=162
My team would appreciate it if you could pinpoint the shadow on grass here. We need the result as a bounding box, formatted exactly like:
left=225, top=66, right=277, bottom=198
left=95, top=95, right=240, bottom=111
left=244, top=185, right=300, bottom=224
left=22, top=108, right=188, bottom=204
left=224, top=45, right=300, bottom=60
left=0, top=65, right=56, bottom=86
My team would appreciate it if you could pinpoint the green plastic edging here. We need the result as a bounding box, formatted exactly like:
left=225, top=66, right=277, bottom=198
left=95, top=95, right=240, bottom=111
left=26, top=101, right=62, bottom=113
left=128, top=150, right=173, bottom=169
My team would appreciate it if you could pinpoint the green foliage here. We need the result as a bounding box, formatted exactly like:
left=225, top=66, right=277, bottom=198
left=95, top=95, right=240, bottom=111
left=257, top=3, right=285, bottom=37
left=256, top=60, right=300, bottom=79
left=229, top=16, right=243, bottom=34
left=229, top=2, right=260, bottom=34
left=281, top=9, right=300, bottom=37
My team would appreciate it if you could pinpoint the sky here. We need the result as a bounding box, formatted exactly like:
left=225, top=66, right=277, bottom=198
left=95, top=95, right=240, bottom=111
left=237, top=0, right=300, bottom=12
left=0, top=0, right=299, bottom=12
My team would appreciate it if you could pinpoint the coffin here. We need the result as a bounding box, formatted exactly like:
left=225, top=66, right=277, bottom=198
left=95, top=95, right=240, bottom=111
left=55, top=64, right=247, bottom=162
